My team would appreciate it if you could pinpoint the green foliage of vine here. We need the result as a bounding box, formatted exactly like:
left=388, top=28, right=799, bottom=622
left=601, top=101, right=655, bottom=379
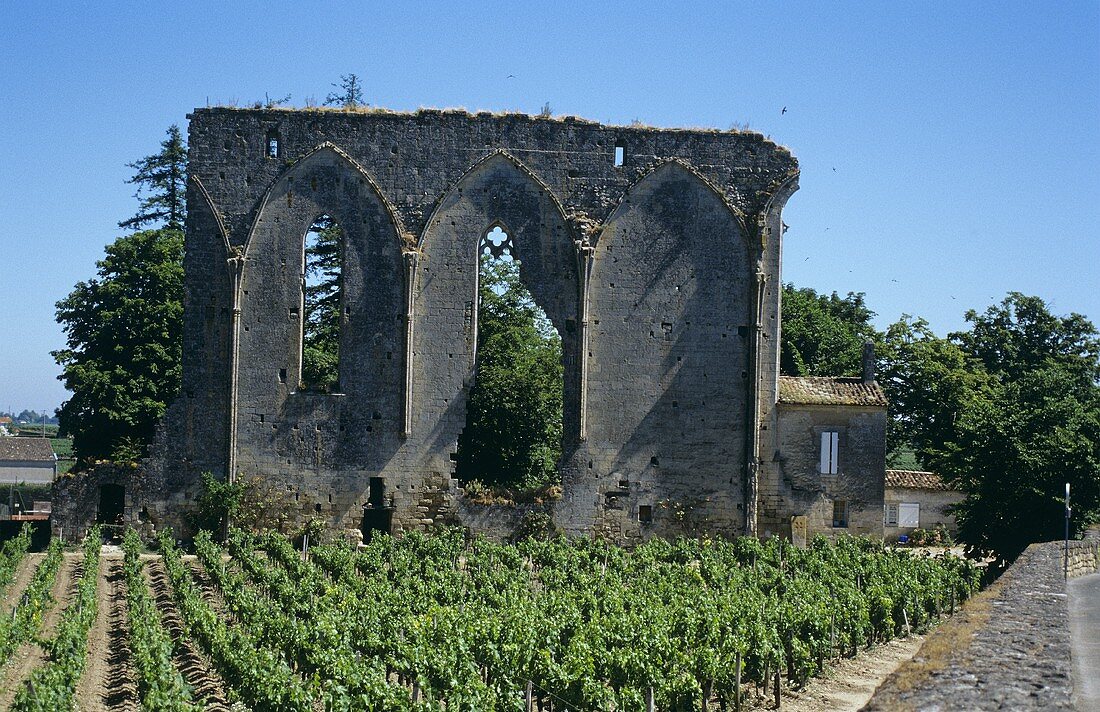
left=158, top=530, right=313, bottom=711
left=11, top=528, right=102, bottom=711
left=122, top=528, right=198, bottom=711
left=201, top=528, right=979, bottom=711
left=0, top=537, right=64, bottom=663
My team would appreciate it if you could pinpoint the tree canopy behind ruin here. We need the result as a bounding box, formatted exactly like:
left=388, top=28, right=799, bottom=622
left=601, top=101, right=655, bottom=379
left=455, top=257, right=563, bottom=491
left=54, top=127, right=185, bottom=463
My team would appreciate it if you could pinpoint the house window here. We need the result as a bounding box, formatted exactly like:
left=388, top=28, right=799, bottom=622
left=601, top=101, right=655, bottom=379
left=820, top=431, right=839, bottom=474
left=885, top=503, right=899, bottom=526
left=898, top=502, right=920, bottom=528
left=832, top=500, right=848, bottom=528
left=638, top=504, right=653, bottom=523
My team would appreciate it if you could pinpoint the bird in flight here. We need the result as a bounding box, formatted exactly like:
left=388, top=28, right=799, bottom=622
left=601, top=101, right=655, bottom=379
left=507, top=74, right=516, bottom=79
left=781, top=106, right=787, bottom=114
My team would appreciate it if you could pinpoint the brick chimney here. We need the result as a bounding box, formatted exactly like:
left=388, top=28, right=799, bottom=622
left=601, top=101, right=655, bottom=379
left=862, top=341, right=875, bottom=384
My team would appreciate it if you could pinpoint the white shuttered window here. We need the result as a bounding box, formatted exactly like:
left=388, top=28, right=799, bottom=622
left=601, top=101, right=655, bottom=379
left=819, top=431, right=839, bottom=474
left=898, top=503, right=920, bottom=528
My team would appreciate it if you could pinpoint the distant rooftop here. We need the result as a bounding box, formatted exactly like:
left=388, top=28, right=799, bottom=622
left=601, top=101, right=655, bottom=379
left=0, top=437, right=56, bottom=462
left=885, top=469, right=954, bottom=491
left=778, top=376, right=887, bottom=407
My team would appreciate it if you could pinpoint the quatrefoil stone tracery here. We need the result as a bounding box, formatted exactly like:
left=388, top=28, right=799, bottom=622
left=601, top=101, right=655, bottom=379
left=480, top=226, right=513, bottom=259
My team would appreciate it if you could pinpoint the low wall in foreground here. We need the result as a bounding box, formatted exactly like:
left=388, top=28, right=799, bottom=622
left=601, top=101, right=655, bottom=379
left=863, top=533, right=1100, bottom=711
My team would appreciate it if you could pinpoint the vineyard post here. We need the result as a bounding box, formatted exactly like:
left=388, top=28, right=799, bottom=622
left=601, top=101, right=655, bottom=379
left=525, top=680, right=533, bottom=712
left=902, top=607, right=910, bottom=637
left=702, top=678, right=713, bottom=711
left=646, top=685, right=655, bottom=712
left=773, top=670, right=780, bottom=709
left=734, top=652, right=741, bottom=712
left=829, top=614, right=835, bottom=659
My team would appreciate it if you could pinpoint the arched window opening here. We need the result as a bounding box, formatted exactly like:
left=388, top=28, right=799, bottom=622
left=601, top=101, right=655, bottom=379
left=455, top=225, right=564, bottom=494
left=301, top=215, right=343, bottom=392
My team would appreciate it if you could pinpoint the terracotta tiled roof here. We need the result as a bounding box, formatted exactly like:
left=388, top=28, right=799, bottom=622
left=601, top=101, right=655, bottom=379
left=885, top=469, right=954, bottom=491
left=777, top=376, right=887, bottom=407
left=0, top=437, right=56, bottom=462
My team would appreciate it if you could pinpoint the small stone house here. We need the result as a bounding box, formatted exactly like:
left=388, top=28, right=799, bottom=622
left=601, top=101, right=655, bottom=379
left=774, top=347, right=888, bottom=541
left=0, top=438, right=56, bottom=485
left=883, top=469, right=962, bottom=539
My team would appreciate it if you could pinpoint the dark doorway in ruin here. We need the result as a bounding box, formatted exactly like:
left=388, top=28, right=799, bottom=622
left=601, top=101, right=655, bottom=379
left=454, top=226, right=564, bottom=492
left=96, top=484, right=125, bottom=525
left=360, top=477, right=392, bottom=542
left=300, top=215, right=344, bottom=393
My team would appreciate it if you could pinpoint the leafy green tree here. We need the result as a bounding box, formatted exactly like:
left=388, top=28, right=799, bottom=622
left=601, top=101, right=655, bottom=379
left=301, top=217, right=342, bottom=392
left=118, top=125, right=187, bottom=231
left=54, top=127, right=187, bottom=463
left=780, top=284, right=878, bottom=377
left=324, top=74, right=365, bottom=109
left=925, top=294, right=1100, bottom=562
left=933, top=364, right=1100, bottom=564
left=53, top=229, right=184, bottom=462
left=877, top=316, right=993, bottom=468
left=455, top=257, right=563, bottom=490
left=954, top=292, right=1100, bottom=385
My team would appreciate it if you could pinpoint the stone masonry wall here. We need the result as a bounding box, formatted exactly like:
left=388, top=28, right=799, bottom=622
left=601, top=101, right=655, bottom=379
left=145, top=107, right=800, bottom=541
left=771, top=404, right=886, bottom=539
left=51, top=464, right=153, bottom=542
left=864, top=536, right=1100, bottom=711
left=884, top=486, right=964, bottom=539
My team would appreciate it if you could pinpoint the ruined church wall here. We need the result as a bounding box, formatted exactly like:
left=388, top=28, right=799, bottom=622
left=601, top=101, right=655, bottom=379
left=150, top=107, right=799, bottom=540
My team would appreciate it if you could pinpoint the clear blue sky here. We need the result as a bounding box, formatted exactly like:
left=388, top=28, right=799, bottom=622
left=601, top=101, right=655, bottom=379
left=2, top=1, right=1097, bottom=413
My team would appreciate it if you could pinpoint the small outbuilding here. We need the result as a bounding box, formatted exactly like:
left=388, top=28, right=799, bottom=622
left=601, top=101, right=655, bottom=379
left=0, top=438, right=57, bottom=485
left=775, top=344, right=888, bottom=541
left=883, top=469, right=962, bottom=539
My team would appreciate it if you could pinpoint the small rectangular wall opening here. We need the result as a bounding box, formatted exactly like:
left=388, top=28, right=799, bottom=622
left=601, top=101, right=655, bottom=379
left=368, top=477, right=386, bottom=508
left=613, top=142, right=625, bottom=167
left=832, top=500, right=849, bottom=528
left=266, top=131, right=280, bottom=159
left=638, top=504, right=653, bottom=523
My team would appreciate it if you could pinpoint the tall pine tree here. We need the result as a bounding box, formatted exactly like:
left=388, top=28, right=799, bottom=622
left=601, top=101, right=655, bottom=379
left=118, top=125, right=187, bottom=231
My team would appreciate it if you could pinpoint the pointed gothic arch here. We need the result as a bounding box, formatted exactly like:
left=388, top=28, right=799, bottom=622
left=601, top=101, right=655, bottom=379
left=232, top=143, right=405, bottom=460
left=409, top=151, right=581, bottom=470
left=580, top=157, right=754, bottom=525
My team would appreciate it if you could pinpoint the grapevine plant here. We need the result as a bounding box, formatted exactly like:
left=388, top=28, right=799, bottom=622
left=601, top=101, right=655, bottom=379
left=181, top=528, right=979, bottom=711
left=11, top=527, right=102, bottom=711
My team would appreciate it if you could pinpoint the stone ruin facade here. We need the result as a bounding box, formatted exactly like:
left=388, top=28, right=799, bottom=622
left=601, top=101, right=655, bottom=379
left=57, top=107, right=890, bottom=544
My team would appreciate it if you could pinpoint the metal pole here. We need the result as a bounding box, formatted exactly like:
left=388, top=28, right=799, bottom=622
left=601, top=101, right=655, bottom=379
left=1064, top=482, right=1071, bottom=580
